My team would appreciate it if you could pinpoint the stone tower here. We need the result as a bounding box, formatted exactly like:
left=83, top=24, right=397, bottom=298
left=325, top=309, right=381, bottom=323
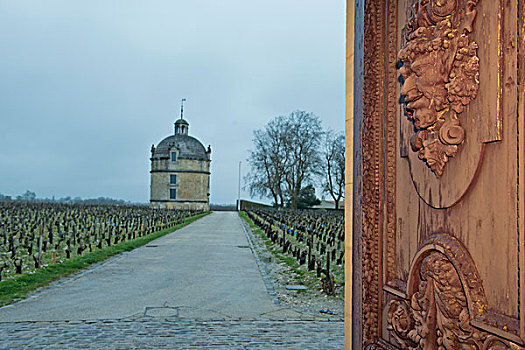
left=150, top=110, right=211, bottom=211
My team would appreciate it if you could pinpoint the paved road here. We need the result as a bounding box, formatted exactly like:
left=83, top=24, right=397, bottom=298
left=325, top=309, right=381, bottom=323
left=0, top=212, right=344, bottom=349
left=0, top=319, right=344, bottom=349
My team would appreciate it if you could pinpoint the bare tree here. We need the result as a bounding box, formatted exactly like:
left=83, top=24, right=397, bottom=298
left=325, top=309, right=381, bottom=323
left=246, top=117, right=289, bottom=207
left=282, top=111, right=323, bottom=209
left=322, top=130, right=345, bottom=209
left=246, top=111, right=324, bottom=209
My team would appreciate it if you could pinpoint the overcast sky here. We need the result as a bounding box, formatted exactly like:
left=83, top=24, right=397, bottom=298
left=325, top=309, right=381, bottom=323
left=0, top=1, right=345, bottom=204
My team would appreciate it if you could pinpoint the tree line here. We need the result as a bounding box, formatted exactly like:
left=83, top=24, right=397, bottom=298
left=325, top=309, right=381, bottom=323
left=0, top=191, right=140, bottom=206
left=246, top=110, right=344, bottom=210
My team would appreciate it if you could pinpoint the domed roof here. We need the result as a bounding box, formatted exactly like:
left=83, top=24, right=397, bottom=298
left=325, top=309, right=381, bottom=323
left=175, top=118, right=189, bottom=126
left=152, top=134, right=209, bottom=161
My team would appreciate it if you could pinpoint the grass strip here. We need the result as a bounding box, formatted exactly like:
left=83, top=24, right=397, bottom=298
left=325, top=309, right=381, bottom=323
left=239, top=211, right=344, bottom=287
left=239, top=211, right=297, bottom=270
left=239, top=211, right=319, bottom=289
left=0, top=211, right=210, bottom=307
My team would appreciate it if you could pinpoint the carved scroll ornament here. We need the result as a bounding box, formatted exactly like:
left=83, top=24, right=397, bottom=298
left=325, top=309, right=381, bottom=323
left=386, top=234, right=520, bottom=349
left=387, top=251, right=486, bottom=349
left=398, top=0, right=480, bottom=176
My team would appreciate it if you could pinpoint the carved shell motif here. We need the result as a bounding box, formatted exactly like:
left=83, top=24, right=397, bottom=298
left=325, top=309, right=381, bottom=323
left=398, top=0, right=480, bottom=176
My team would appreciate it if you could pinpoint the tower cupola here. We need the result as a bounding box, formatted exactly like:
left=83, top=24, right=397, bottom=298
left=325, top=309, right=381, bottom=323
left=174, top=98, right=189, bottom=135
left=175, top=119, right=189, bottom=135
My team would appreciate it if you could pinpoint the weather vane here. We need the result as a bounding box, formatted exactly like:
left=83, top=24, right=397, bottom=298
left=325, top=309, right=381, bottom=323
left=180, top=98, right=186, bottom=120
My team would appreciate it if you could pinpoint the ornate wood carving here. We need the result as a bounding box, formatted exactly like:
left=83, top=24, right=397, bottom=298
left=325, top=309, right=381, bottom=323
left=360, top=0, right=386, bottom=345
left=357, top=0, right=399, bottom=346
left=354, top=0, right=522, bottom=348
left=366, top=341, right=397, bottom=350
left=398, top=0, right=480, bottom=176
left=385, top=234, right=522, bottom=349
left=384, top=0, right=399, bottom=287
left=388, top=253, right=488, bottom=348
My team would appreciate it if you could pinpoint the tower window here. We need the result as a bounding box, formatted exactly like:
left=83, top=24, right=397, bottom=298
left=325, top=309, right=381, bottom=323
left=171, top=152, right=177, bottom=162
left=170, top=188, right=176, bottom=199
left=170, top=174, right=177, bottom=185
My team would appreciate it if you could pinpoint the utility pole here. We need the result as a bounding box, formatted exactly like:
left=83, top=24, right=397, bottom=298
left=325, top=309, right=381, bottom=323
left=238, top=161, right=241, bottom=211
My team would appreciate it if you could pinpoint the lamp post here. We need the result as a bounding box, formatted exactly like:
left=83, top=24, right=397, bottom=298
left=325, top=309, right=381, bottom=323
left=238, top=161, right=241, bottom=211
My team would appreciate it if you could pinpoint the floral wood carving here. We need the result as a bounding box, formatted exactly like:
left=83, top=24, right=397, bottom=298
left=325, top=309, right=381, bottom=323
left=360, top=0, right=385, bottom=344
left=386, top=235, right=521, bottom=349
left=398, top=0, right=480, bottom=176
left=388, top=251, right=487, bottom=349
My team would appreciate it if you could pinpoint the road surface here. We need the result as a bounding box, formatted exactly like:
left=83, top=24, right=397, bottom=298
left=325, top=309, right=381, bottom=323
left=0, top=212, right=343, bottom=349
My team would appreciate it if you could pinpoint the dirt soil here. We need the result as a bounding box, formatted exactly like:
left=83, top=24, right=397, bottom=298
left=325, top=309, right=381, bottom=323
left=241, top=215, right=344, bottom=321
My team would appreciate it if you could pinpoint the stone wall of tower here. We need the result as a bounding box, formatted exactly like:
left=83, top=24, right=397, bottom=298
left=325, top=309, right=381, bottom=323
left=150, top=158, right=210, bottom=211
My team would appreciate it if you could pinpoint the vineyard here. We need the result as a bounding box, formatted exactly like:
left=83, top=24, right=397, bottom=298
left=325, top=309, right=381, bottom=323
left=0, top=202, right=202, bottom=281
left=244, top=209, right=344, bottom=294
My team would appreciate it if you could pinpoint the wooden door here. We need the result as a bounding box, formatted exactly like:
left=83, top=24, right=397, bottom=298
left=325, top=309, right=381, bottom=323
left=350, top=0, right=525, bottom=348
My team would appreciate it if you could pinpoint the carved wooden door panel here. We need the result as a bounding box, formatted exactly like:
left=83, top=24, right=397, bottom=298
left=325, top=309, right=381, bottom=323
left=352, top=0, right=525, bottom=349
